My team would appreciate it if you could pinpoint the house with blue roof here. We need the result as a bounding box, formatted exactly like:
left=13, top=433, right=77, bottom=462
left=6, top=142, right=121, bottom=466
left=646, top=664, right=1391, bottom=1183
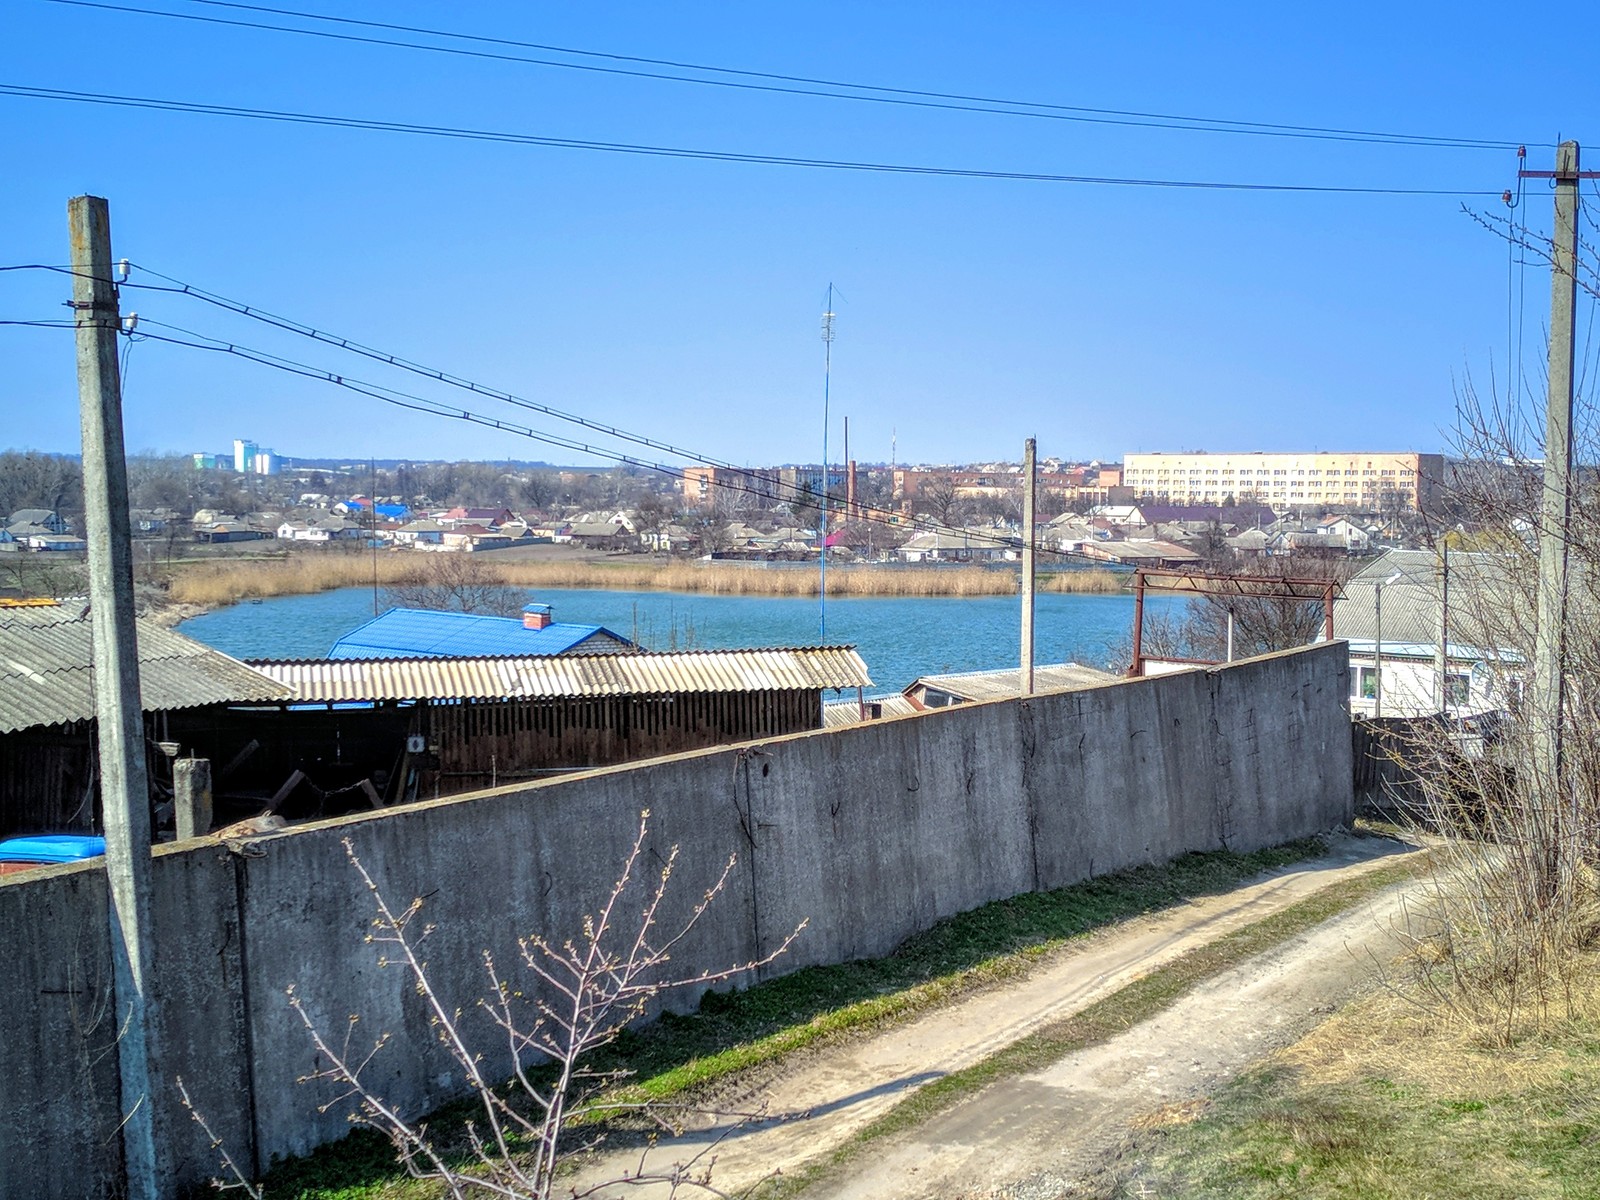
left=327, top=604, right=636, bottom=660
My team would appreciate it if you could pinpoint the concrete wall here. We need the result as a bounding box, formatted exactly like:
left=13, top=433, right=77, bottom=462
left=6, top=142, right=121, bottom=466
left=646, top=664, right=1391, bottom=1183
left=0, top=642, right=1352, bottom=1198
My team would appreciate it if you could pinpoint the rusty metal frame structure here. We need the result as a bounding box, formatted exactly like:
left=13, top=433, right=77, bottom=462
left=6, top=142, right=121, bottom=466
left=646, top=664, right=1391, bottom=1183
left=1129, top=568, right=1340, bottom=677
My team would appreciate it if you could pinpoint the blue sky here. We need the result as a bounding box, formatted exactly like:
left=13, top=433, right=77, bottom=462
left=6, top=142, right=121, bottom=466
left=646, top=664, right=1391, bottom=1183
left=2, top=1, right=1595, bottom=468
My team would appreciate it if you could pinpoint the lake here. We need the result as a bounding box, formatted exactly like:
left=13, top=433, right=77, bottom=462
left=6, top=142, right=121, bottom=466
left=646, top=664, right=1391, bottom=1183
left=178, top=586, right=1188, bottom=694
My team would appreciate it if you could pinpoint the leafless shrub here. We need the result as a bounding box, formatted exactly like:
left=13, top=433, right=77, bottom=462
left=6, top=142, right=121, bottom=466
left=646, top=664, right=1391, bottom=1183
left=1387, top=207, right=1600, bottom=1037
left=242, top=810, right=805, bottom=1198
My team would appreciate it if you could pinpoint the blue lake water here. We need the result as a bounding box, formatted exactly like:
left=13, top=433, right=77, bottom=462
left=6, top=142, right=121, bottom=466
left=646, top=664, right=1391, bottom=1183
left=178, top=586, right=1188, bottom=694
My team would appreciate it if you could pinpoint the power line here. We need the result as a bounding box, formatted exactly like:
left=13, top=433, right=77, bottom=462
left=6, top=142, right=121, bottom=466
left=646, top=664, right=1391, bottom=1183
left=0, top=83, right=1505, bottom=195
left=117, top=261, right=841, bottom=507
left=10, top=258, right=1006, bottom=543
left=46, top=0, right=1524, bottom=151
left=127, top=318, right=1038, bottom=551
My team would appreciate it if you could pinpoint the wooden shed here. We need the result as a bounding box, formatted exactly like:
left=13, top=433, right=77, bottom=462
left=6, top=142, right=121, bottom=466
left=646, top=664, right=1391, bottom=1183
left=238, top=647, right=873, bottom=802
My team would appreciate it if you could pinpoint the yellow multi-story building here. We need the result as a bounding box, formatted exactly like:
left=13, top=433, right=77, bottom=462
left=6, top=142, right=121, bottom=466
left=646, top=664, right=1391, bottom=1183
left=1122, top=451, right=1442, bottom=512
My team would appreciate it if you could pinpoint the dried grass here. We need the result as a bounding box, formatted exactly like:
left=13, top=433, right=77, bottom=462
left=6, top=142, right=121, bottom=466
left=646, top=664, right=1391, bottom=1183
left=1280, top=949, right=1600, bottom=1099
left=165, top=552, right=1124, bottom=608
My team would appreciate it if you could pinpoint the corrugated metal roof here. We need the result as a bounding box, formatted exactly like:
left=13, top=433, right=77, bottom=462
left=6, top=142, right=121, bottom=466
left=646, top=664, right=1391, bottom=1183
left=1334, top=549, right=1523, bottom=649
left=327, top=607, right=634, bottom=660
left=908, top=662, right=1117, bottom=704
left=823, top=693, right=921, bottom=727
left=249, top=646, right=873, bottom=703
left=0, top=601, right=292, bottom=734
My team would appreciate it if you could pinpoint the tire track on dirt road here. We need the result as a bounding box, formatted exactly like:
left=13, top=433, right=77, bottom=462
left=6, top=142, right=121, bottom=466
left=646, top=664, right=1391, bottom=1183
left=569, top=833, right=1419, bottom=1197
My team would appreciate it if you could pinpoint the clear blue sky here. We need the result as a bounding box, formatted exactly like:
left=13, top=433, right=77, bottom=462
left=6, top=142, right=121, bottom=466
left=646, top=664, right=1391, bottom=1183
left=2, top=1, right=1595, bottom=469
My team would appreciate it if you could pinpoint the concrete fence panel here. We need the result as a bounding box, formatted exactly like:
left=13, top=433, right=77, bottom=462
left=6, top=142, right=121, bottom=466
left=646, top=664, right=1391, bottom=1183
left=0, top=641, right=1353, bottom=1197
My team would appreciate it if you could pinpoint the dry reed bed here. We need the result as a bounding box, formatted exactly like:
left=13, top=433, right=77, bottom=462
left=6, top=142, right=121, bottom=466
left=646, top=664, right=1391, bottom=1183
left=166, top=553, right=1125, bottom=607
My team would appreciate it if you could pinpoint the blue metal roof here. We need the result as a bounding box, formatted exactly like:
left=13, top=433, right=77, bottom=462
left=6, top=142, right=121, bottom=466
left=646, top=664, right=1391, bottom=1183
left=328, top=608, right=629, bottom=660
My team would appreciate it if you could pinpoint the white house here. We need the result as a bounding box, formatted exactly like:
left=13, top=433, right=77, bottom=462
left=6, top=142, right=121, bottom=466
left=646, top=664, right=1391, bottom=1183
left=1334, top=549, right=1521, bottom=719
left=1316, top=515, right=1371, bottom=550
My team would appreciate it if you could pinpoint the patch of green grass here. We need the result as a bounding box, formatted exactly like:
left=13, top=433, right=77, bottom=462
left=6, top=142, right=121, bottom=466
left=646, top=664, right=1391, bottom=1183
left=255, top=835, right=1351, bottom=1199
left=762, top=856, right=1418, bottom=1198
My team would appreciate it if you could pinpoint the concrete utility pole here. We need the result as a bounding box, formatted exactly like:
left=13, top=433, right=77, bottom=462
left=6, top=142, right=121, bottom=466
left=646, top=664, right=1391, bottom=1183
left=70, top=194, right=160, bottom=1200
left=1020, top=438, right=1036, bottom=695
left=1436, top=543, right=1450, bottom=715
left=1530, top=141, right=1580, bottom=854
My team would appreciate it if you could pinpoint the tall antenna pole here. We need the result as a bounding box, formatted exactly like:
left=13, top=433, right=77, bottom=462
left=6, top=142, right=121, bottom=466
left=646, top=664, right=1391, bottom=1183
left=819, top=284, right=835, bottom=641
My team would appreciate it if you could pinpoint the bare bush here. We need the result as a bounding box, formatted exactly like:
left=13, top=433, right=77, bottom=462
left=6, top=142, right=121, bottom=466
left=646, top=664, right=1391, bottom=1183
left=194, top=810, right=804, bottom=1197
left=1389, top=277, right=1600, bottom=1034
left=383, top=550, right=530, bottom=616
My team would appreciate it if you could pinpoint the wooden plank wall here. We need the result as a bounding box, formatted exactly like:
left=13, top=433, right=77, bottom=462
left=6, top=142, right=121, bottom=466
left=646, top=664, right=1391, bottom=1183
left=424, top=690, right=822, bottom=789
left=0, top=723, right=96, bottom=838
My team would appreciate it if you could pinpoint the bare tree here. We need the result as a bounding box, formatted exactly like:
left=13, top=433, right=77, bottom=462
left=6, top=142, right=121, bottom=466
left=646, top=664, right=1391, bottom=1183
left=1182, top=556, right=1354, bottom=662
left=182, top=811, right=803, bottom=1198
left=919, top=476, right=961, bottom=527
left=384, top=552, right=528, bottom=616
left=1375, top=200, right=1600, bottom=1032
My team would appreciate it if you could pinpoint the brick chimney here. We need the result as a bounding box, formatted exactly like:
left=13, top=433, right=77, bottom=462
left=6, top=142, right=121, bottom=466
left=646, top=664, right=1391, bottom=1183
left=522, top=603, right=553, bottom=630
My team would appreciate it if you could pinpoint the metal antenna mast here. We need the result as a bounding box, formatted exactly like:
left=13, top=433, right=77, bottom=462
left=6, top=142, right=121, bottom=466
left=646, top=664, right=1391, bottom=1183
left=819, top=285, right=835, bottom=641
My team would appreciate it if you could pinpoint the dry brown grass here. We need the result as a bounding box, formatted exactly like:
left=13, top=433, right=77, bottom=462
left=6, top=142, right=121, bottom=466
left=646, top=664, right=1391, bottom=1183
left=1114, top=949, right=1600, bottom=1199
left=1278, top=948, right=1600, bottom=1098
left=166, top=552, right=1125, bottom=607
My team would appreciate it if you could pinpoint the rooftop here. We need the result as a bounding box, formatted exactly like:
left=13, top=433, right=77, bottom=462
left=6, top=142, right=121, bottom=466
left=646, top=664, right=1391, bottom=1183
left=908, top=662, right=1117, bottom=704
left=326, top=607, right=636, bottom=660
left=0, top=600, right=290, bottom=734
left=252, top=646, right=872, bottom=702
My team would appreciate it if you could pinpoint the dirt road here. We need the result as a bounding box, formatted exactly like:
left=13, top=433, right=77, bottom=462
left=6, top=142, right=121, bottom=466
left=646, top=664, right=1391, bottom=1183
left=569, top=833, right=1419, bottom=1198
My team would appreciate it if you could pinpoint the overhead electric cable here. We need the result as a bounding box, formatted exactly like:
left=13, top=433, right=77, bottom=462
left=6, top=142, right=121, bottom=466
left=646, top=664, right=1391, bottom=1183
left=128, top=318, right=1037, bottom=551
left=117, top=262, right=834, bottom=505
left=45, top=0, right=1523, bottom=150
left=0, top=84, right=1505, bottom=195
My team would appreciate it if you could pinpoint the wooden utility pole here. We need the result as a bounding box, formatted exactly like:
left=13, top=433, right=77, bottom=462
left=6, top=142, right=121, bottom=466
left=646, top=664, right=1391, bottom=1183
left=1530, top=141, right=1580, bottom=856
left=1020, top=438, right=1036, bottom=695
left=70, top=194, right=160, bottom=1200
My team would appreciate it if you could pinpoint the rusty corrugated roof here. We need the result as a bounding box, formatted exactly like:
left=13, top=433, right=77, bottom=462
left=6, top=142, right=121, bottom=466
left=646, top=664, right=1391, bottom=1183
left=0, top=600, right=292, bottom=734
left=248, top=646, right=873, bottom=703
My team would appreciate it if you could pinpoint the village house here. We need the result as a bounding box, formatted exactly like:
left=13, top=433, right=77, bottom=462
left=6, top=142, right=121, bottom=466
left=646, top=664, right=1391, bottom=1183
left=1334, top=549, right=1521, bottom=720
left=5, top=509, right=70, bottom=535
left=896, top=528, right=1016, bottom=563
left=393, top=518, right=446, bottom=547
